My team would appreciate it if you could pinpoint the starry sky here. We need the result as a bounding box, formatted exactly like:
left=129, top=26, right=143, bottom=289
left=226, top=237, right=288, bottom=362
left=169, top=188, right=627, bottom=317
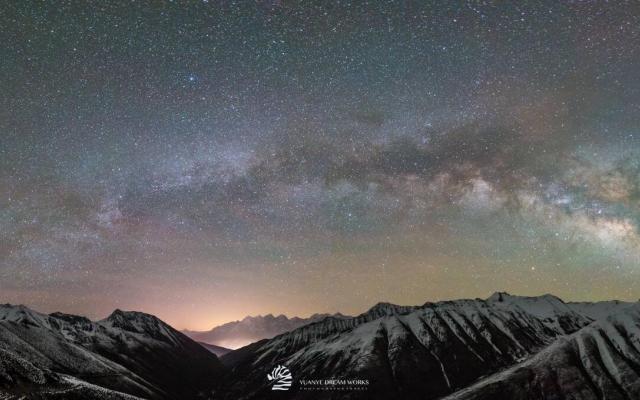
left=2, top=1, right=640, bottom=330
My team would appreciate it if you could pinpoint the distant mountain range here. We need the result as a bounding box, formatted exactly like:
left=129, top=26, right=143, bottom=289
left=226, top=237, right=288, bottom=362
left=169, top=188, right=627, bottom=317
left=183, top=312, right=348, bottom=349
left=1, top=293, right=639, bottom=399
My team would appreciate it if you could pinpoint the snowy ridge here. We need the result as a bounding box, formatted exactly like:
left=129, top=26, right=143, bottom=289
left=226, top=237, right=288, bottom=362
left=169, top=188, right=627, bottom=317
left=100, top=309, right=184, bottom=346
left=227, top=294, right=588, bottom=362
left=0, top=304, right=54, bottom=330
left=220, top=302, right=422, bottom=354
left=0, top=304, right=223, bottom=400
left=486, top=292, right=591, bottom=333
left=443, top=303, right=640, bottom=400
left=567, top=300, right=635, bottom=321
left=0, top=348, right=143, bottom=400
left=218, top=296, right=593, bottom=399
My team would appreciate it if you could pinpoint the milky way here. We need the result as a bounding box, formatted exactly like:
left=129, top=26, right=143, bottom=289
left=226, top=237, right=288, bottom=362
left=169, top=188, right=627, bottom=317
left=1, top=1, right=640, bottom=329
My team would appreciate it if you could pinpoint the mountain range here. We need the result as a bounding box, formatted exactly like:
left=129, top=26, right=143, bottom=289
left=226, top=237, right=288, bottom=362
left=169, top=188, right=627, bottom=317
left=183, top=313, right=347, bottom=350
left=218, top=292, right=639, bottom=399
left=1, top=293, right=639, bottom=399
left=0, top=304, right=222, bottom=399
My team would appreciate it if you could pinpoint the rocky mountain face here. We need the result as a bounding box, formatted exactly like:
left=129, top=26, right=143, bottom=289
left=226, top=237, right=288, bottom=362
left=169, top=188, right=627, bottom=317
left=444, top=303, right=640, bottom=400
left=183, top=313, right=346, bottom=349
left=0, top=345, right=140, bottom=400
left=0, top=304, right=223, bottom=400
left=218, top=293, right=635, bottom=399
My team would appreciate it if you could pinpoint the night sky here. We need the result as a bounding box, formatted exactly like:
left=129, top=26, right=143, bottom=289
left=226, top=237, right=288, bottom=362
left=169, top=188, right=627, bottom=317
left=2, top=1, right=640, bottom=330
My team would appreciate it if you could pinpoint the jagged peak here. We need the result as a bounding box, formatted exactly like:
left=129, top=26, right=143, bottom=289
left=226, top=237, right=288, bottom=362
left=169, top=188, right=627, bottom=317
left=1, top=304, right=97, bottom=332
left=99, top=309, right=185, bottom=345
left=102, top=309, right=171, bottom=332
left=242, top=313, right=278, bottom=321
left=216, top=313, right=341, bottom=330
left=487, top=291, right=512, bottom=302
left=487, top=292, right=566, bottom=304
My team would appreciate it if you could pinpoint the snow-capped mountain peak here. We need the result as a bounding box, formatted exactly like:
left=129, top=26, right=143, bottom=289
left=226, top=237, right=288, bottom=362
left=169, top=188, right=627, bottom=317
left=486, top=291, right=511, bottom=302
left=100, top=309, right=182, bottom=345
left=486, top=292, right=590, bottom=334
left=0, top=303, right=52, bottom=328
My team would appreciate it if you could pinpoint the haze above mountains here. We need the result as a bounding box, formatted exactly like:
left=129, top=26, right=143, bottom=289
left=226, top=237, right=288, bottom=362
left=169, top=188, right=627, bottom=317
left=1, top=293, right=639, bottom=399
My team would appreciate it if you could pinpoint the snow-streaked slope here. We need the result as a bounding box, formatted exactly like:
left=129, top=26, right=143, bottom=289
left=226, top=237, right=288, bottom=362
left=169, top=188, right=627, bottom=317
left=443, top=303, right=640, bottom=400
left=184, top=313, right=347, bottom=349
left=0, top=306, right=154, bottom=398
left=0, top=339, right=142, bottom=400
left=0, top=304, right=223, bottom=400
left=99, top=309, right=185, bottom=345
left=219, top=296, right=591, bottom=399
left=90, top=309, right=224, bottom=399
